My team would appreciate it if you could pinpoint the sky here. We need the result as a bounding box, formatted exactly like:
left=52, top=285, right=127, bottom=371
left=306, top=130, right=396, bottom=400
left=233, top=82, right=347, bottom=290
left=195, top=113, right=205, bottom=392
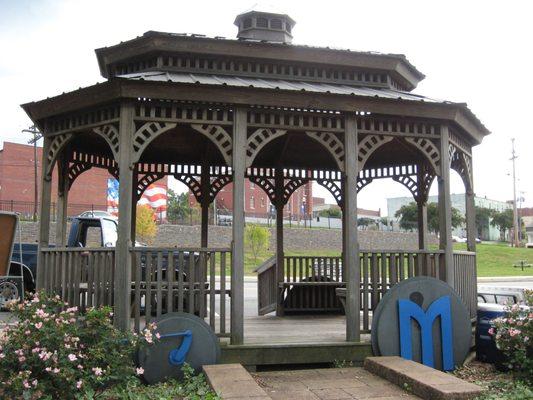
left=1, top=0, right=531, bottom=215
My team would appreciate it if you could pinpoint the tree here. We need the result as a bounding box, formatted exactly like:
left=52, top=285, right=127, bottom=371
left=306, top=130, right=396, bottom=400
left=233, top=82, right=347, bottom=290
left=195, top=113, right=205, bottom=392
left=136, top=205, right=157, bottom=244
left=245, top=224, right=271, bottom=263
left=394, top=201, right=464, bottom=234
left=167, top=189, right=193, bottom=223
left=490, top=209, right=514, bottom=241
left=357, top=217, right=375, bottom=230
left=318, top=207, right=342, bottom=218
left=475, top=206, right=495, bottom=239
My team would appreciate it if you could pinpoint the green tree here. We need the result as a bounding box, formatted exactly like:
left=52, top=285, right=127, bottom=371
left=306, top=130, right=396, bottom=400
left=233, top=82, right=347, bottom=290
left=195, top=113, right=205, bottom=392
left=395, top=202, right=464, bottom=234
left=490, top=209, right=514, bottom=241
left=475, top=206, right=495, bottom=239
left=357, top=217, right=375, bottom=230
left=318, top=207, right=342, bottom=218
left=136, top=204, right=157, bottom=244
left=167, top=189, right=193, bottom=223
left=245, top=224, right=271, bottom=263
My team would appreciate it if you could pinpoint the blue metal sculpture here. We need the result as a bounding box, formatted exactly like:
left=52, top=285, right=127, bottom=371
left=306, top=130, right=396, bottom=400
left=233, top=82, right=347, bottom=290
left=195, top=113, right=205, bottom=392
left=398, top=295, right=454, bottom=370
left=160, top=330, right=193, bottom=366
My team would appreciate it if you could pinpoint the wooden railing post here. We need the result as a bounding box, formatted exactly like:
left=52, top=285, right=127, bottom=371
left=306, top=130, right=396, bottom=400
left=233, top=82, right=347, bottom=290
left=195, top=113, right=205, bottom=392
left=37, top=137, right=53, bottom=291
left=438, top=125, right=454, bottom=286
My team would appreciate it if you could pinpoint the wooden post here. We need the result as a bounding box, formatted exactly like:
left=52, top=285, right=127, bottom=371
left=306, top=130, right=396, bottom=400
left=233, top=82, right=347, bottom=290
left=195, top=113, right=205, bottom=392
left=466, top=189, right=476, bottom=252
left=200, top=165, right=210, bottom=248
left=417, top=202, right=428, bottom=250
left=130, top=170, right=137, bottom=243
left=344, top=114, right=360, bottom=342
left=36, top=136, right=53, bottom=290
left=115, top=102, right=135, bottom=331
left=55, top=155, right=70, bottom=247
left=438, top=125, right=454, bottom=286
left=231, top=107, right=246, bottom=345
left=275, top=168, right=284, bottom=316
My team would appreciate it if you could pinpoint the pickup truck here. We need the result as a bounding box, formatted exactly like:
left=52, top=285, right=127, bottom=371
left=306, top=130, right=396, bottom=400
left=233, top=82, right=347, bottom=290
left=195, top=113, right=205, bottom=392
left=10, top=216, right=122, bottom=294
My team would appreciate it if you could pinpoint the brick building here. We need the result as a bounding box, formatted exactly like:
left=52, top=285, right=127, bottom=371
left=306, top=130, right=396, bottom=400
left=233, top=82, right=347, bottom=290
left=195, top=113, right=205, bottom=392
left=190, top=180, right=313, bottom=218
left=0, top=141, right=110, bottom=217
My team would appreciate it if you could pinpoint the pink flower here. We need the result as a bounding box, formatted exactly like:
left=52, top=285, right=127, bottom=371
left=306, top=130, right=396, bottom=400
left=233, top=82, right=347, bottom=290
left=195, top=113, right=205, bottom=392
left=509, top=328, right=521, bottom=337
left=34, top=322, right=43, bottom=329
left=488, top=328, right=494, bottom=335
left=68, top=354, right=77, bottom=362
left=0, top=353, right=4, bottom=359
left=52, top=368, right=60, bottom=374
left=18, top=356, right=26, bottom=363
left=136, top=367, right=144, bottom=375
left=23, top=381, right=31, bottom=389
left=92, top=367, right=103, bottom=376
left=32, top=379, right=38, bottom=387
left=76, top=380, right=83, bottom=389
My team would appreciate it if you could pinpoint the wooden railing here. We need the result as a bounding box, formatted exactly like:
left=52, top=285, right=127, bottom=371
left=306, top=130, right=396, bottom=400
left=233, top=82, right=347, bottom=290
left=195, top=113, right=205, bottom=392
left=259, top=250, right=446, bottom=320
left=130, top=247, right=232, bottom=337
left=40, top=247, right=116, bottom=309
left=453, top=251, right=477, bottom=320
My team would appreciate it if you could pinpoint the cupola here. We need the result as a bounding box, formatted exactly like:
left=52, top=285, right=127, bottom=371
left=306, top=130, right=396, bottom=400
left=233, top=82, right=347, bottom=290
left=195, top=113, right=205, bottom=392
left=234, top=10, right=295, bottom=44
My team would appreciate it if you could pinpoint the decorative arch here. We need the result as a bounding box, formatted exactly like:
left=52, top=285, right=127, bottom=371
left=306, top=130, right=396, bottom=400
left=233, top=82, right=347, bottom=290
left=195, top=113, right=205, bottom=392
left=209, top=175, right=232, bottom=202
left=283, top=179, right=308, bottom=205
left=392, top=168, right=435, bottom=204
left=190, top=124, right=233, bottom=166
left=449, top=144, right=472, bottom=192
left=305, top=131, right=345, bottom=171
left=136, top=172, right=166, bottom=201
left=173, top=174, right=202, bottom=203
left=404, top=137, right=440, bottom=176
left=246, top=128, right=287, bottom=167
left=358, top=134, right=393, bottom=171
left=67, top=161, right=92, bottom=190
left=93, top=124, right=120, bottom=161
left=316, top=180, right=343, bottom=207
left=357, top=176, right=373, bottom=193
left=132, top=122, right=177, bottom=163
left=45, top=133, right=73, bottom=179
left=248, top=176, right=277, bottom=204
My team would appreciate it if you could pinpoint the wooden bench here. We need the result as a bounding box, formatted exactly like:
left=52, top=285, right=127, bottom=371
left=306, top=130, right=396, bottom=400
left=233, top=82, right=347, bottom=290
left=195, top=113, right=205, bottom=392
left=278, top=281, right=345, bottom=313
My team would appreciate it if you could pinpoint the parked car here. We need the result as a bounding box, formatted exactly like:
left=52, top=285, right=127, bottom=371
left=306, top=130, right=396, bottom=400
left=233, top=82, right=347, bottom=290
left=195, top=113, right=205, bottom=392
left=452, top=235, right=467, bottom=243
left=477, top=286, right=526, bottom=305
left=77, top=210, right=115, bottom=219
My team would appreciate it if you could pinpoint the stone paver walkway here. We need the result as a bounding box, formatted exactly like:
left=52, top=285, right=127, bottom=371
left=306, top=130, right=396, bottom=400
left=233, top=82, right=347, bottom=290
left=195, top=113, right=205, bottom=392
left=253, top=367, right=420, bottom=400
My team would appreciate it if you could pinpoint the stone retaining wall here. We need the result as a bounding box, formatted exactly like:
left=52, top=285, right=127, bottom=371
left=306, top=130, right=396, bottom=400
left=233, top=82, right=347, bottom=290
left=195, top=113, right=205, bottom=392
left=19, top=221, right=437, bottom=251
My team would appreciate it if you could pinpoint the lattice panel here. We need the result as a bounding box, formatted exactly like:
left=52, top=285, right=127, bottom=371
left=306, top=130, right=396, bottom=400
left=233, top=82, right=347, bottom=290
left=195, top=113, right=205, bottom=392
left=133, top=121, right=177, bottom=162
left=317, top=180, right=343, bottom=206
left=283, top=179, right=309, bottom=205
left=246, top=128, right=287, bottom=167
left=449, top=144, right=473, bottom=192
left=405, top=137, right=440, bottom=175
left=45, top=133, right=73, bottom=179
left=136, top=172, right=166, bottom=200
left=174, top=174, right=202, bottom=202
left=67, top=162, right=92, bottom=190
left=305, top=131, right=345, bottom=171
left=357, top=117, right=441, bottom=137
left=356, top=177, right=373, bottom=193
left=190, top=124, right=232, bottom=166
left=209, top=175, right=232, bottom=202
left=248, top=107, right=345, bottom=133
left=93, top=124, right=120, bottom=161
left=358, top=134, right=393, bottom=170
left=248, top=176, right=277, bottom=205
left=135, top=101, right=233, bottom=126
left=392, top=175, right=419, bottom=199
left=47, top=104, right=120, bottom=135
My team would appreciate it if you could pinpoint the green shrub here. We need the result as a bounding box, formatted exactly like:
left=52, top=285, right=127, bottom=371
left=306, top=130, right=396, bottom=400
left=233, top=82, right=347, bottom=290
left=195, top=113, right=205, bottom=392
left=245, top=224, right=271, bottom=263
left=0, top=292, right=156, bottom=399
left=490, top=289, right=532, bottom=380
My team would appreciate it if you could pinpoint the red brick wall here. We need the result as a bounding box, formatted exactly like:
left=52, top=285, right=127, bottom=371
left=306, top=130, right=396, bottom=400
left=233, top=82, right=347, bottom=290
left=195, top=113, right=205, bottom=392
left=0, top=142, right=110, bottom=216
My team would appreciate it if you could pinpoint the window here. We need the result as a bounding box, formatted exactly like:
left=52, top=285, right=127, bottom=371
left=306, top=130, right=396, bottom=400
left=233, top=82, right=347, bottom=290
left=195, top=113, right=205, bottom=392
left=250, top=182, right=255, bottom=189
left=256, top=17, right=268, bottom=28
left=261, top=197, right=265, bottom=207
left=271, top=19, right=282, bottom=29
left=250, top=196, right=255, bottom=209
left=243, top=18, right=252, bottom=29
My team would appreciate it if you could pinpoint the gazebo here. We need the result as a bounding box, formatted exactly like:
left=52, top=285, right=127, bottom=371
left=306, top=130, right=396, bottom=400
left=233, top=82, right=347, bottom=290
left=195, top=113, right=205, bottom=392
left=22, top=11, right=488, bottom=355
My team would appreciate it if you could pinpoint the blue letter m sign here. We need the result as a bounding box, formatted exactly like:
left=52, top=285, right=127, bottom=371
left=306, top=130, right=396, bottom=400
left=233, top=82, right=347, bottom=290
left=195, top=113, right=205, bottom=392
left=398, top=296, right=454, bottom=371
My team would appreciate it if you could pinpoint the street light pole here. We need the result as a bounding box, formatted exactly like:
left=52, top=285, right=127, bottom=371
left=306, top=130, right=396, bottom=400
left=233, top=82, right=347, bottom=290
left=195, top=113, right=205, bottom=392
left=22, top=126, right=42, bottom=222
left=510, top=138, right=519, bottom=247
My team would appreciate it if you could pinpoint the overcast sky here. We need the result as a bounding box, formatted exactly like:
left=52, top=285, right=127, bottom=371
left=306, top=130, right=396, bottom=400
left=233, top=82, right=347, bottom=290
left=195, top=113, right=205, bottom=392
left=1, top=0, right=531, bottom=214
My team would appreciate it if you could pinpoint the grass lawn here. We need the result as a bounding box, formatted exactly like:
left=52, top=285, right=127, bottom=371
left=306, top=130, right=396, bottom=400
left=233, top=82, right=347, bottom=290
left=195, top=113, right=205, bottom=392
left=243, top=242, right=533, bottom=277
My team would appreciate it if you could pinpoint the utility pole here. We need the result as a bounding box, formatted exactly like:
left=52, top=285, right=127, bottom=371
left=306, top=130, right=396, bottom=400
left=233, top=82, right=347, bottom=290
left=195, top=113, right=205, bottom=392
left=510, top=138, right=519, bottom=247
left=22, top=126, right=42, bottom=222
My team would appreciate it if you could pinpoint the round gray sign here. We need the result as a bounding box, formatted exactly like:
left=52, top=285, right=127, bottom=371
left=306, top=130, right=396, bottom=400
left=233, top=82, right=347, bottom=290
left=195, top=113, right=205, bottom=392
left=138, top=312, right=220, bottom=384
left=371, top=276, right=471, bottom=370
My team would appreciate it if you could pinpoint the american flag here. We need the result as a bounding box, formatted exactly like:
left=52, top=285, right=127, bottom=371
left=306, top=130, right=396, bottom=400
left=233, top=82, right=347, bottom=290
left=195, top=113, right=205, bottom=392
left=107, top=178, right=167, bottom=220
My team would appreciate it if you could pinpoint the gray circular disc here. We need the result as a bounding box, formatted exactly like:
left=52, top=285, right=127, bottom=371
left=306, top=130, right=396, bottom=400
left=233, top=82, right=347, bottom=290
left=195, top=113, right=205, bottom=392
left=138, top=312, right=220, bottom=384
left=371, top=276, right=471, bottom=370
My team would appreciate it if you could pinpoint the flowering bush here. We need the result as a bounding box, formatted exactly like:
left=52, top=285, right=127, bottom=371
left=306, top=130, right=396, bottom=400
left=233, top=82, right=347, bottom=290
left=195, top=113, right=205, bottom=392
left=0, top=291, right=157, bottom=399
left=489, top=289, right=532, bottom=380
